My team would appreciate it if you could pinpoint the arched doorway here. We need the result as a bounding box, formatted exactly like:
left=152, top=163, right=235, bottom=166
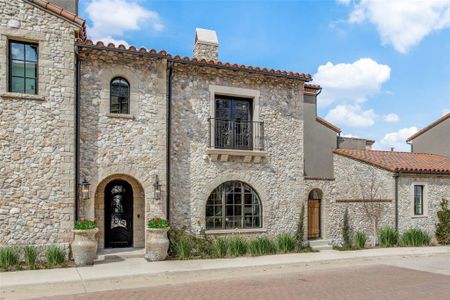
left=104, top=180, right=133, bottom=248
left=307, top=189, right=322, bottom=239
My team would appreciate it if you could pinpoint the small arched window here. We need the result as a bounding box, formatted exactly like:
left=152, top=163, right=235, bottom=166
left=206, top=181, right=262, bottom=230
left=110, top=77, right=130, bottom=114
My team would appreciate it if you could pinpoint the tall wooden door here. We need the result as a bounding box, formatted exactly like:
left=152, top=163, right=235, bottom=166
left=105, top=180, right=133, bottom=248
left=308, top=199, right=321, bottom=239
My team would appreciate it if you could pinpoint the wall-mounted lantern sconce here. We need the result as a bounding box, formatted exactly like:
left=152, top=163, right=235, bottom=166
left=153, top=175, right=162, bottom=200
left=80, top=178, right=91, bottom=200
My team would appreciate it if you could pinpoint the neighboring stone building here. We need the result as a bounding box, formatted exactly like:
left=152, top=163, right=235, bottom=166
left=1, top=0, right=449, bottom=252
left=407, top=112, right=450, bottom=157
left=331, top=149, right=450, bottom=244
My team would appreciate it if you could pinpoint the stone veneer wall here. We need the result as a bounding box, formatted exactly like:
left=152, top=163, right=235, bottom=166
left=0, top=0, right=79, bottom=249
left=78, top=49, right=168, bottom=248
left=330, top=154, right=395, bottom=245
left=397, top=175, right=450, bottom=236
left=170, top=63, right=305, bottom=236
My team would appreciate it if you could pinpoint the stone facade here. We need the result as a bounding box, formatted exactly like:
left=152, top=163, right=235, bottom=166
left=330, top=154, right=395, bottom=245
left=0, top=0, right=79, bottom=249
left=78, top=49, right=168, bottom=248
left=398, top=175, right=450, bottom=235
left=331, top=153, right=450, bottom=245
left=2, top=0, right=449, bottom=253
left=170, top=63, right=305, bottom=236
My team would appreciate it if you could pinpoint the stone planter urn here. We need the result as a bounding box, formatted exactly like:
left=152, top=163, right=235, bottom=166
left=71, top=228, right=98, bottom=266
left=145, top=227, right=170, bottom=261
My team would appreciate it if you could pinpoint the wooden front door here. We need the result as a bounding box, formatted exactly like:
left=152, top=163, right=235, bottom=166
left=308, top=199, right=321, bottom=239
left=105, top=180, right=133, bottom=248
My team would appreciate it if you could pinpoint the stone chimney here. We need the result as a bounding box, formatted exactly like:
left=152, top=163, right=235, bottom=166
left=193, top=28, right=219, bottom=62
left=48, top=0, right=79, bottom=15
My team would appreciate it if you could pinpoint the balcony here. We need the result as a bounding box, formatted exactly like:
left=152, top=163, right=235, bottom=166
left=207, top=118, right=266, bottom=163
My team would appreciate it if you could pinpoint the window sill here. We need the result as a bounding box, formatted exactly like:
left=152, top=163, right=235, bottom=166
left=206, top=148, right=266, bottom=163
left=411, top=215, right=428, bottom=219
left=1, top=92, right=45, bottom=101
left=205, top=228, right=267, bottom=235
left=106, top=113, right=135, bottom=120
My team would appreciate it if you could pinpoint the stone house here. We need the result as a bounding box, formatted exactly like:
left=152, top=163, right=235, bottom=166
left=1, top=0, right=449, bottom=251
left=407, top=112, right=450, bottom=157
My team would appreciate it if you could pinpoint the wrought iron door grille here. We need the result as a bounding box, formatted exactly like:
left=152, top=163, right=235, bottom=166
left=209, top=118, right=264, bottom=151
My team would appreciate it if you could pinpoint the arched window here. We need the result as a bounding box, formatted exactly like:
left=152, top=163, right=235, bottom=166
left=110, top=77, right=130, bottom=114
left=206, top=181, right=262, bottom=230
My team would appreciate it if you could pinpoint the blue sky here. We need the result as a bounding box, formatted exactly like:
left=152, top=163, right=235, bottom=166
left=79, top=0, right=450, bottom=150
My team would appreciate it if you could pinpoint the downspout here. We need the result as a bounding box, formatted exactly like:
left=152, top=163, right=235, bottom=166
left=394, top=171, right=400, bottom=232
left=166, top=61, right=173, bottom=222
left=75, top=46, right=81, bottom=221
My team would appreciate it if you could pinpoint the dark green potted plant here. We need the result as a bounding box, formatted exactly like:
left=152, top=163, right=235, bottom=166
left=71, top=219, right=98, bottom=266
left=145, top=217, right=170, bottom=261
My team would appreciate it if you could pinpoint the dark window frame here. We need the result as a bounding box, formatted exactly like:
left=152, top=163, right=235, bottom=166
left=414, top=185, right=424, bottom=215
left=110, top=77, right=130, bottom=114
left=214, top=96, right=254, bottom=150
left=8, top=40, right=39, bottom=95
left=206, top=181, right=262, bottom=230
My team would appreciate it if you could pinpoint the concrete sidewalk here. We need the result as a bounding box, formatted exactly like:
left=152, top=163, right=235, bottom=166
left=1, top=246, right=449, bottom=299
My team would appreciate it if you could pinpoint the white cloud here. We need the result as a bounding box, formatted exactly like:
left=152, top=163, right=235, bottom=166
left=313, top=58, right=390, bottom=106
left=86, top=0, right=163, bottom=44
left=325, top=104, right=376, bottom=127
left=377, top=126, right=418, bottom=151
left=383, top=113, right=400, bottom=122
left=95, top=36, right=130, bottom=47
left=343, top=0, right=450, bottom=53
left=340, top=133, right=359, bottom=138
left=442, top=108, right=450, bottom=115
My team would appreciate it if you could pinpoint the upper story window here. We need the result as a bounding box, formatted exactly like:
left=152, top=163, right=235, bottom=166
left=213, top=96, right=255, bottom=150
left=110, top=77, right=130, bottom=114
left=414, top=185, right=424, bottom=215
left=9, top=41, right=38, bottom=95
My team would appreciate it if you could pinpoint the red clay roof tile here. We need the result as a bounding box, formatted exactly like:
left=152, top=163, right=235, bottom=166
left=334, top=148, right=450, bottom=174
left=77, top=39, right=312, bottom=81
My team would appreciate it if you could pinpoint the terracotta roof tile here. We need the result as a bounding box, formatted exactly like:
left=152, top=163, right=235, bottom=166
left=77, top=39, right=312, bottom=81
left=304, top=83, right=321, bottom=95
left=316, top=116, right=341, bottom=133
left=407, top=112, right=450, bottom=142
left=334, top=148, right=450, bottom=174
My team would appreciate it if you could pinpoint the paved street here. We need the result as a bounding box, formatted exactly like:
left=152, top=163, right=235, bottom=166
left=38, top=254, right=450, bottom=300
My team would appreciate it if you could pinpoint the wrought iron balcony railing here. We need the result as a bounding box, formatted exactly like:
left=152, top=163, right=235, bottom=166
left=208, top=118, right=265, bottom=151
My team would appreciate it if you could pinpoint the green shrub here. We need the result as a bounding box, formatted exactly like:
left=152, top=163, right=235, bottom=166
left=46, top=246, right=65, bottom=266
left=176, top=238, right=192, bottom=260
left=400, top=228, right=431, bottom=247
left=74, top=220, right=97, bottom=230
left=342, top=208, right=351, bottom=248
left=378, top=227, right=398, bottom=247
left=0, top=247, right=19, bottom=270
left=24, top=246, right=38, bottom=270
left=228, top=236, right=247, bottom=257
left=257, top=237, right=278, bottom=255
left=436, top=198, right=450, bottom=245
left=277, top=233, right=296, bottom=253
left=353, top=231, right=367, bottom=249
left=248, top=239, right=261, bottom=256
left=213, top=237, right=228, bottom=258
left=147, top=217, right=170, bottom=229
